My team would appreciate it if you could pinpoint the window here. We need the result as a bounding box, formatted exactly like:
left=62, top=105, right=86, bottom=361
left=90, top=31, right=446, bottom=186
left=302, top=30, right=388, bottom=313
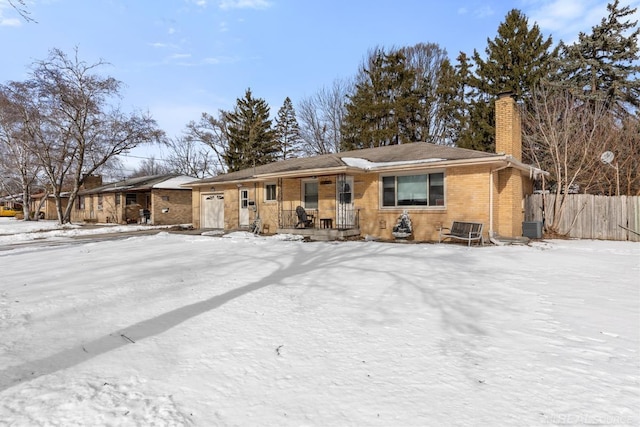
left=115, top=193, right=120, bottom=205
left=126, top=193, right=137, bottom=205
left=265, top=183, right=277, bottom=202
left=382, top=172, right=444, bottom=207
left=77, top=196, right=85, bottom=210
left=338, top=180, right=352, bottom=204
left=97, top=194, right=103, bottom=210
left=303, top=181, right=318, bottom=209
left=240, top=190, right=249, bottom=208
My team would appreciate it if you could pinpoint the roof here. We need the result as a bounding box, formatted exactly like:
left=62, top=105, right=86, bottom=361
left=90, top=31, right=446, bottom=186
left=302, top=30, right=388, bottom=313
left=186, top=142, right=543, bottom=186
left=79, top=175, right=196, bottom=195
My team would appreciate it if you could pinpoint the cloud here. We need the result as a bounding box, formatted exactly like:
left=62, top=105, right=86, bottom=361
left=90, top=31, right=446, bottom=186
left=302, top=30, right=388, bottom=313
left=456, top=4, right=494, bottom=18
left=0, top=1, right=22, bottom=27
left=218, top=0, right=271, bottom=10
left=523, top=0, right=636, bottom=43
left=169, top=53, right=192, bottom=60
left=0, top=16, right=20, bottom=26
left=203, top=55, right=239, bottom=64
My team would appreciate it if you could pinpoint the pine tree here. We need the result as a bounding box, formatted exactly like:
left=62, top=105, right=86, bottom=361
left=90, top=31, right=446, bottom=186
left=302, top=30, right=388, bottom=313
left=274, top=97, right=303, bottom=160
left=341, top=48, right=419, bottom=150
left=437, top=53, right=472, bottom=146
left=223, top=88, right=276, bottom=172
left=399, top=43, right=449, bottom=144
left=554, top=0, right=640, bottom=115
left=459, top=9, right=556, bottom=152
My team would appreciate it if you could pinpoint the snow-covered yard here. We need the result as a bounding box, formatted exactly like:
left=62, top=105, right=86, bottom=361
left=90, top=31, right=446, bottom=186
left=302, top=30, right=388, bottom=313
left=0, top=217, right=638, bottom=426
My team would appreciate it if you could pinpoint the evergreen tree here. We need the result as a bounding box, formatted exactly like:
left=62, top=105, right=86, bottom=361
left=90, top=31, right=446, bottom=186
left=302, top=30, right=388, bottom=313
left=437, top=53, right=473, bottom=146
left=341, top=48, right=419, bottom=150
left=223, top=88, right=276, bottom=172
left=274, top=97, right=303, bottom=160
left=459, top=9, right=556, bottom=151
left=400, top=43, right=449, bottom=144
left=554, top=0, right=639, bottom=115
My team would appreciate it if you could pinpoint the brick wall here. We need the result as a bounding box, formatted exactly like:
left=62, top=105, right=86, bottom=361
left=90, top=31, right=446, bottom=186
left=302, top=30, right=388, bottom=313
left=151, top=189, right=192, bottom=225
left=357, top=167, right=492, bottom=241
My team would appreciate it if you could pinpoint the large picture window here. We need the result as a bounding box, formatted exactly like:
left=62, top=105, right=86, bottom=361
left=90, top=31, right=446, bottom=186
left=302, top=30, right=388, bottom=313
left=382, top=172, right=444, bottom=207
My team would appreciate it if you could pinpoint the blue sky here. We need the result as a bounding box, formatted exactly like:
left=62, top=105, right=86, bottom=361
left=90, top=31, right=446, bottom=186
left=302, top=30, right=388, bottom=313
left=1, top=0, right=638, bottom=172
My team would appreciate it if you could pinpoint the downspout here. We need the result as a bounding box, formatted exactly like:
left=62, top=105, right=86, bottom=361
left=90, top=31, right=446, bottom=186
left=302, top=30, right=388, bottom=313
left=489, top=163, right=511, bottom=243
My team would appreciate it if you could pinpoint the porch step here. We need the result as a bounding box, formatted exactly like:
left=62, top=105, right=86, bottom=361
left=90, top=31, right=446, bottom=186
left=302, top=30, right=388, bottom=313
left=276, top=228, right=360, bottom=241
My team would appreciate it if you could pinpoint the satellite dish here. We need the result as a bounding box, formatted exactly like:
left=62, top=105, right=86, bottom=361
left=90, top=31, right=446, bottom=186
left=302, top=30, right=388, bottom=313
left=600, top=151, right=614, bottom=164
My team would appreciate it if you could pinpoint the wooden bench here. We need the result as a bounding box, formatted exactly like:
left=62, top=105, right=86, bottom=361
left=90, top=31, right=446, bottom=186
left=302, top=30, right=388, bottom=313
left=438, top=221, right=484, bottom=246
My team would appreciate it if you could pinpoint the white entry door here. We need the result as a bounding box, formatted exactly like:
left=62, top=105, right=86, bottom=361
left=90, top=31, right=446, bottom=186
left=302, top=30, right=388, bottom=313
left=336, top=176, right=354, bottom=228
left=202, top=193, right=224, bottom=228
left=239, top=189, right=249, bottom=227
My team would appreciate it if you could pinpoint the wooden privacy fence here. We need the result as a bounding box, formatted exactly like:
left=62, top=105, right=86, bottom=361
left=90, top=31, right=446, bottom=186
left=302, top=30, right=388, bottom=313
left=525, top=194, right=640, bottom=242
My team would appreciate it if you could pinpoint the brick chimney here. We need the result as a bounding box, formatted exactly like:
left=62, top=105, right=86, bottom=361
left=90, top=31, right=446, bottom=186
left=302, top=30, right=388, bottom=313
left=494, top=92, right=525, bottom=239
left=81, top=174, right=103, bottom=190
left=495, top=92, right=522, bottom=161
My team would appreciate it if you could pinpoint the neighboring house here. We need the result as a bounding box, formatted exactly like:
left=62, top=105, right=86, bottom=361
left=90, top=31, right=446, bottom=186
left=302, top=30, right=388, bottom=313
left=29, top=192, right=62, bottom=220
left=72, top=175, right=195, bottom=225
left=30, top=175, right=103, bottom=220
left=185, top=94, right=546, bottom=241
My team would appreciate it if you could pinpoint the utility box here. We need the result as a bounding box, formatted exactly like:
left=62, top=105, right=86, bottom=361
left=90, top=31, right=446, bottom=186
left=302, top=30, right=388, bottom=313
left=522, top=221, right=543, bottom=239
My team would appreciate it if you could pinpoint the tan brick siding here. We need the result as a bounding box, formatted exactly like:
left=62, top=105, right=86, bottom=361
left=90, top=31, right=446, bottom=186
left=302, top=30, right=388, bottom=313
left=70, top=190, right=191, bottom=225
left=151, top=189, right=193, bottom=225
left=191, top=165, right=532, bottom=241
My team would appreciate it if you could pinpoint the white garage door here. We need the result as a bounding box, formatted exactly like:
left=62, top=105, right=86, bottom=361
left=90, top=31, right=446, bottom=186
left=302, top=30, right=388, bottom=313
left=202, top=193, right=225, bottom=228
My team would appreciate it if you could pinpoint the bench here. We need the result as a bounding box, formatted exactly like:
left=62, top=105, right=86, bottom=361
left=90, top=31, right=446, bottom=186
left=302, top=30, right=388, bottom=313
left=438, top=221, right=484, bottom=246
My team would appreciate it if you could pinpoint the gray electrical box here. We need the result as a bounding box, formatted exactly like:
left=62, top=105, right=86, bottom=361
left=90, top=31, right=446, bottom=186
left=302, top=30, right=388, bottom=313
left=522, top=221, right=543, bottom=239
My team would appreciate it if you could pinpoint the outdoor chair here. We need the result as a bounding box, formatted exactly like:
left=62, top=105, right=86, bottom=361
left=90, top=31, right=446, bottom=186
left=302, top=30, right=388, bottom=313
left=295, top=206, right=314, bottom=228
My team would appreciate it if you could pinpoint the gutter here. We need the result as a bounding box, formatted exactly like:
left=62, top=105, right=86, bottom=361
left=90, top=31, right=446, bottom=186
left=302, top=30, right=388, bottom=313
left=184, top=155, right=548, bottom=190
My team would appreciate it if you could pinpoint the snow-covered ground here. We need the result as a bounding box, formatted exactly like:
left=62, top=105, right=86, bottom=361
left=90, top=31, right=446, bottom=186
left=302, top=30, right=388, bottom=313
left=0, top=218, right=178, bottom=245
left=0, top=217, right=638, bottom=426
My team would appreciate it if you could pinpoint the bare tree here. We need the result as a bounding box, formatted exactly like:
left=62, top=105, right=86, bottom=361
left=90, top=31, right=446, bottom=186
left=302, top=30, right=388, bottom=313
left=130, top=156, right=173, bottom=178
left=0, top=81, right=45, bottom=220
left=184, top=112, right=229, bottom=174
left=7, top=0, right=36, bottom=23
left=24, top=48, right=163, bottom=224
left=163, top=136, right=218, bottom=178
left=297, top=78, right=351, bottom=155
left=589, top=114, right=640, bottom=196
left=523, top=83, right=612, bottom=235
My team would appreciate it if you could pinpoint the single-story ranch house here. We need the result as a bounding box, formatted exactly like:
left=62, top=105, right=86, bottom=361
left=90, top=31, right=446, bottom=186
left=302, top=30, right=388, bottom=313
left=71, top=174, right=195, bottom=225
left=185, top=94, right=546, bottom=242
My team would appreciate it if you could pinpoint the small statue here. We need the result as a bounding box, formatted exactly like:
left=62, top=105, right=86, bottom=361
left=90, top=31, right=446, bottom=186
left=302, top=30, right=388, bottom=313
left=392, top=210, right=412, bottom=239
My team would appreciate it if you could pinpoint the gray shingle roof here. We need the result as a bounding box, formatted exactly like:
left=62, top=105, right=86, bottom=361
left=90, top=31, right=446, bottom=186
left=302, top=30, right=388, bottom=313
left=190, top=142, right=500, bottom=184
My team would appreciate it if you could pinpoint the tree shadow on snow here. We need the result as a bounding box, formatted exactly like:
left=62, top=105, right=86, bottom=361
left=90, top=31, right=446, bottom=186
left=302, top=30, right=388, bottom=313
left=0, top=239, right=511, bottom=391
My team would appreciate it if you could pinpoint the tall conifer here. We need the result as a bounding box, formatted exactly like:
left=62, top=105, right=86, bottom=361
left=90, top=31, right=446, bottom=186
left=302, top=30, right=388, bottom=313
left=224, top=88, right=276, bottom=172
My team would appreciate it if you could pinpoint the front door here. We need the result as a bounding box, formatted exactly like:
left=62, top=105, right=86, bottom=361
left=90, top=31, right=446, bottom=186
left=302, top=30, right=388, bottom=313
left=239, top=189, right=249, bottom=227
left=336, top=176, right=354, bottom=228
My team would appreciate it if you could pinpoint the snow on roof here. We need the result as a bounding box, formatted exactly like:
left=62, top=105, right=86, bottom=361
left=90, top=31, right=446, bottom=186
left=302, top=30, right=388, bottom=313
left=341, top=157, right=446, bottom=171
left=152, top=176, right=198, bottom=189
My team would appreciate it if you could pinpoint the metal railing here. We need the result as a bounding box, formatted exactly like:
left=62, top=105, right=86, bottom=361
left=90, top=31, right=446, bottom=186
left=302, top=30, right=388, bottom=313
left=279, top=208, right=359, bottom=230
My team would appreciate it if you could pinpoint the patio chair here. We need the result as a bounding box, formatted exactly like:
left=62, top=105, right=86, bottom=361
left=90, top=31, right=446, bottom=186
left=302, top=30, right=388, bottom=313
left=295, top=206, right=313, bottom=228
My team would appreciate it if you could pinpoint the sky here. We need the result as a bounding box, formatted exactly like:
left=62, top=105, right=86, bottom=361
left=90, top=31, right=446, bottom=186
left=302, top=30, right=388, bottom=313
left=0, top=217, right=638, bottom=425
left=1, top=0, right=639, bottom=174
